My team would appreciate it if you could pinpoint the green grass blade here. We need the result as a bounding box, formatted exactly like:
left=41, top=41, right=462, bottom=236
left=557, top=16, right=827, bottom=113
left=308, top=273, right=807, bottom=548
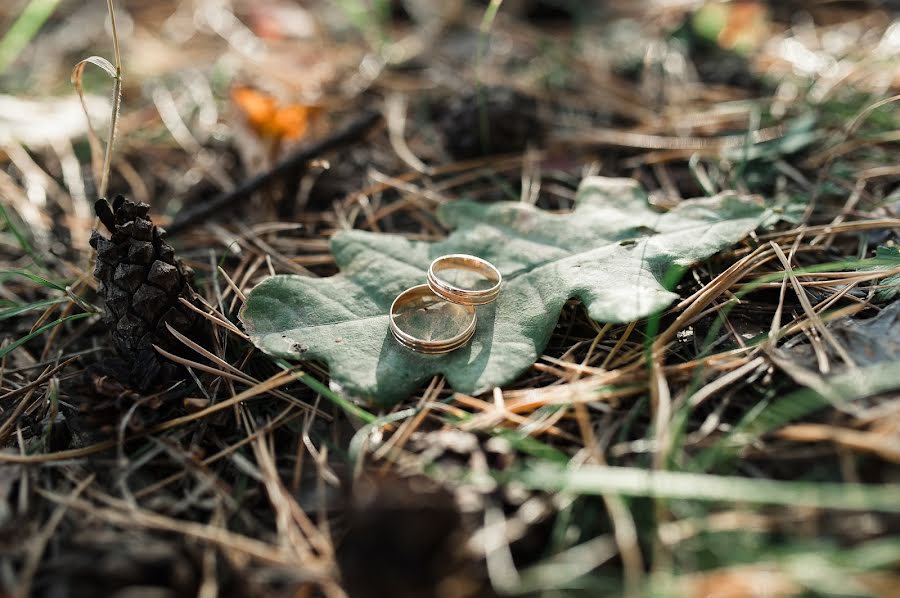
left=0, top=0, right=61, bottom=74
left=693, top=360, right=900, bottom=471
left=0, top=204, right=47, bottom=269
left=332, top=0, right=390, bottom=46
left=0, top=297, right=67, bottom=321
left=0, top=312, right=92, bottom=359
left=494, top=429, right=570, bottom=464
left=0, top=270, right=68, bottom=292
left=274, top=357, right=376, bottom=424
left=779, top=538, right=900, bottom=595
left=509, top=462, right=900, bottom=512
left=475, top=0, right=504, bottom=152
left=349, top=407, right=417, bottom=465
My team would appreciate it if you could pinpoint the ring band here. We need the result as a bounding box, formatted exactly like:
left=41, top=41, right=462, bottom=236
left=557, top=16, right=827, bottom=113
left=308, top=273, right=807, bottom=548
left=389, top=284, right=476, bottom=353
left=427, top=254, right=502, bottom=305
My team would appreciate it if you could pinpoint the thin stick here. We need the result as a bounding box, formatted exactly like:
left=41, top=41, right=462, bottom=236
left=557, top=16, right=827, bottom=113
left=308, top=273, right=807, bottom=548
left=168, top=110, right=382, bottom=234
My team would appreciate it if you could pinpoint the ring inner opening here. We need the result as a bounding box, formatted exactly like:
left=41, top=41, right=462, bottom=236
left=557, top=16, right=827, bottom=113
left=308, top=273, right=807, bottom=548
left=393, top=290, right=473, bottom=342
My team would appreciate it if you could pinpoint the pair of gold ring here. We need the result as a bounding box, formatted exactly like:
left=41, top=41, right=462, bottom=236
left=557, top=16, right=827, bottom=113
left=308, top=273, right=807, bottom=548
left=389, top=254, right=502, bottom=354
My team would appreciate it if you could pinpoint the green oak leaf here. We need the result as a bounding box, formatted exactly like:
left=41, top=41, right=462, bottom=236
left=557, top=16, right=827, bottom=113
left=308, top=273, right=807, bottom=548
left=240, top=177, right=771, bottom=405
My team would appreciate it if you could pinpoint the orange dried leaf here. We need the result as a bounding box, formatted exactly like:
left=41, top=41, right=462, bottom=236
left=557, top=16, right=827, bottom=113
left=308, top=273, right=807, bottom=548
left=231, top=86, right=321, bottom=141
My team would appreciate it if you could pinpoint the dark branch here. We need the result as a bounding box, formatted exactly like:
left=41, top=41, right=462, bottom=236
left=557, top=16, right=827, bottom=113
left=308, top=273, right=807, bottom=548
left=167, top=110, right=383, bottom=235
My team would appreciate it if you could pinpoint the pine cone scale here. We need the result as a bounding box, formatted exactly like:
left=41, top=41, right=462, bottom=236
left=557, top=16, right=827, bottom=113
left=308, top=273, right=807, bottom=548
left=147, top=261, right=178, bottom=291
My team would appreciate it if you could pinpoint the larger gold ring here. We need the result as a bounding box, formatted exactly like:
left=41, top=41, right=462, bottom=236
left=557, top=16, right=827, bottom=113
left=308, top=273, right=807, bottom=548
left=427, top=254, right=502, bottom=305
left=389, top=284, right=476, bottom=353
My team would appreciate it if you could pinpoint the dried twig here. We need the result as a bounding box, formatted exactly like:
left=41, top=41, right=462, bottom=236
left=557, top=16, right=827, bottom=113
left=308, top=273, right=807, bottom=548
left=168, top=110, right=382, bottom=234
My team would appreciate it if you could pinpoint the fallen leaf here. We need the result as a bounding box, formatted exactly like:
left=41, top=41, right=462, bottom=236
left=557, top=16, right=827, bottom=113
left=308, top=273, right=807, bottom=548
left=240, top=176, right=772, bottom=404
left=231, top=85, right=321, bottom=141
left=791, top=299, right=900, bottom=368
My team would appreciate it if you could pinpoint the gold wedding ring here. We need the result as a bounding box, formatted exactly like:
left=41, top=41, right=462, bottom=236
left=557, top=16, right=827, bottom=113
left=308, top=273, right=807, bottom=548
left=389, top=284, right=476, bottom=354
left=427, top=254, right=502, bottom=305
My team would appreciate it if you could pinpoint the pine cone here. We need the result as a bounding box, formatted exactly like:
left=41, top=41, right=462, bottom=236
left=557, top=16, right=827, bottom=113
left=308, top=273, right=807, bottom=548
left=438, top=86, right=543, bottom=160
left=89, top=196, right=202, bottom=392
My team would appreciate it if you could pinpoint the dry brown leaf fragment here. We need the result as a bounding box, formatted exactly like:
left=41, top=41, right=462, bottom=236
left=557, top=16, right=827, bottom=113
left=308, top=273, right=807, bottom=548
left=230, top=85, right=323, bottom=142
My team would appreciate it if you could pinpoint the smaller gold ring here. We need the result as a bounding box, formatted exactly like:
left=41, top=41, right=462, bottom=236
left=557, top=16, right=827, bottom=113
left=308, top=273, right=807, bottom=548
left=427, top=254, right=502, bottom=305
left=389, top=284, right=476, bottom=354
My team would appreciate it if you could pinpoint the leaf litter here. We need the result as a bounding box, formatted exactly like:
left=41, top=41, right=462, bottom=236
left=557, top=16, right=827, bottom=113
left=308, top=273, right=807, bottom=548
left=1, top=1, right=899, bottom=597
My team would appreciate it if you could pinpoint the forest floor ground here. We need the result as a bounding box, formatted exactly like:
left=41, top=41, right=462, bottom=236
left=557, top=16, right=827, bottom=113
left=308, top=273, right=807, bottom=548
left=1, top=1, right=899, bottom=597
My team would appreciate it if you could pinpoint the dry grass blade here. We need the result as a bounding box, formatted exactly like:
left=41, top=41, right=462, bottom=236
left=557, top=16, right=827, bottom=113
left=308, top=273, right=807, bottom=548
left=37, top=488, right=327, bottom=570
left=161, top=324, right=252, bottom=381
left=15, top=474, right=95, bottom=598
left=769, top=242, right=856, bottom=371
left=374, top=376, right=443, bottom=462
left=807, top=93, right=900, bottom=167
left=0, top=369, right=299, bottom=464
left=152, top=344, right=255, bottom=385
left=248, top=413, right=333, bottom=560
left=454, top=392, right=581, bottom=440
left=385, top=93, right=432, bottom=174
left=178, top=296, right=249, bottom=339
left=573, top=402, right=644, bottom=598
left=160, top=324, right=330, bottom=417
left=0, top=358, right=76, bottom=444
left=758, top=219, right=900, bottom=241
left=70, top=53, right=120, bottom=198
left=134, top=406, right=304, bottom=499
left=556, top=124, right=784, bottom=152
left=776, top=423, right=900, bottom=464
left=658, top=245, right=772, bottom=354
left=688, top=356, right=767, bottom=408
left=217, top=265, right=247, bottom=304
